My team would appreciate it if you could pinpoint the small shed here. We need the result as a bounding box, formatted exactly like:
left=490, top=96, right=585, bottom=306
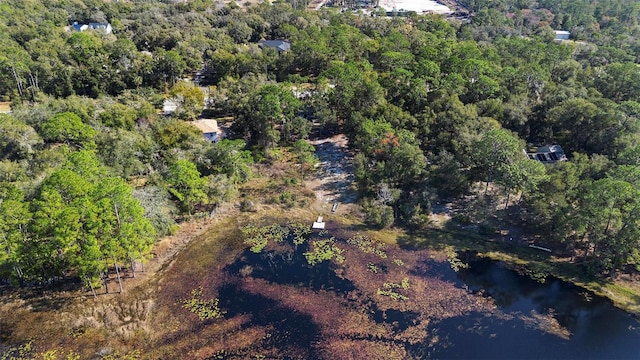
left=312, top=216, right=325, bottom=229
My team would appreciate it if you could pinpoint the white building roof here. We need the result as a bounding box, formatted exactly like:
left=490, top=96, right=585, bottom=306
left=192, top=119, right=219, bottom=134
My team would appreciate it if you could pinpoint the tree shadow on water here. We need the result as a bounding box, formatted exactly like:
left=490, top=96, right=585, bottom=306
left=225, top=248, right=356, bottom=295
left=217, top=283, right=322, bottom=359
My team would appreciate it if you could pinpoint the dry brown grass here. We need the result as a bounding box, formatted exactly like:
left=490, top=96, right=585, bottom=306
left=0, top=102, right=10, bottom=113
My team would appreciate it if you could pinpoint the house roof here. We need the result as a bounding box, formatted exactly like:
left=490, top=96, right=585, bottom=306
left=537, top=145, right=563, bottom=153
left=89, top=22, right=110, bottom=29
left=526, top=144, right=567, bottom=163
left=89, top=23, right=112, bottom=33
left=192, top=119, right=219, bottom=134
left=71, top=22, right=88, bottom=31
left=259, top=40, right=291, bottom=52
left=71, top=22, right=112, bottom=33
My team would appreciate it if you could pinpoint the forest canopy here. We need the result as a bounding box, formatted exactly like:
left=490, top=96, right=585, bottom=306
left=1, top=0, right=640, bottom=290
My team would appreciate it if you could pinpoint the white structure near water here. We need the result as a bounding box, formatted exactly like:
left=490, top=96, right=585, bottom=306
left=378, top=0, right=451, bottom=14
left=312, top=216, right=326, bottom=230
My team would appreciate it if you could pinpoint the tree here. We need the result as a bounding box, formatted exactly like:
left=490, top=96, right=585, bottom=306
left=166, top=159, right=208, bottom=215
left=227, top=20, right=253, bottom=44
left=0, top=114, right=42, bottom=160
left=575, top=178, right=640, bottom=274
left=502, top=158, right=547, bottom=210
left=96, top=128, right=155, bottom=179
left=66, top=32, right=109, bottom=97
left=322, top=60, right=384, bottom=131
left=39, top=112, right=96, bottom=149
left=524, top=159, right=582, bottom=242
left=427, top=93, right=487, bottom=159
left=429, top=150, right=471, bottom=198
left=30, top=168, right=92, bottom=281
left=105, top=38, right=146, bottom=93
left=203, top=48, right=237, bottom=85
left=27, top=151, right=156, bottom=291
left=594, top=63, right=640, bottom=102
left=233, top=83, right=301, bottom=153
left=283, top=116, right=312, bottom=144
left=472, top=128, right=525, bottom=195
left=169, top=81, right=204, bottom=120
left=133, top=186, right=178, bottom=237
left=617, top=144, right=640, bottom=166
left=155, top=118, right=204, bottom=150
left=513, top=158, right=547, bottom=202
left=93, top=177, right=156, bottom=282
left=150, top=49, right=187, bottom=89
left=98, top=102, right=138, bottom=130
left=205, top=139, right=253, bottom=183
left=291, top=139, right=317, bottom=170
left=0, top=185, right=30, bottom=283
left=0, top=36, right=35, bottom=100
left=64, top=149, right=108, bottom=180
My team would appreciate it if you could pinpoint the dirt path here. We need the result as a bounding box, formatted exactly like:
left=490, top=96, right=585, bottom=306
left=306, top=134, right=357, bottom=214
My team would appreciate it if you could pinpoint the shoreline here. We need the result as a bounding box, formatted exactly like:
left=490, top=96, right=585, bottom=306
left=402, top=226, right=640, bottom=318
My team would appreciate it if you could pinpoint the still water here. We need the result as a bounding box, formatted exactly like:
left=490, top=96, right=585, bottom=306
left=220, top=234, right=640, bottom=359
left=430, top=256, right=640, bottom=359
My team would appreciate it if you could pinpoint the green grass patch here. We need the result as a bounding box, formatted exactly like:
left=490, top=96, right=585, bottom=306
left=604, top=283, right=640, bottom=313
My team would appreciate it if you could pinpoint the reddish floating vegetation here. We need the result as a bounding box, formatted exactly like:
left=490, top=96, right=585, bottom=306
left=149, top=221, right=496, bottom=358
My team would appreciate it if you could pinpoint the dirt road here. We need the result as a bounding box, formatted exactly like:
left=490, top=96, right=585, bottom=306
left=306, top=134, right=357, bottom=214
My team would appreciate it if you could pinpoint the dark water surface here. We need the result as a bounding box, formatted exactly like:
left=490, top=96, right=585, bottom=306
left=430, top=256, right=640, bottom=359
left=219, top=233, right=640, bottom=359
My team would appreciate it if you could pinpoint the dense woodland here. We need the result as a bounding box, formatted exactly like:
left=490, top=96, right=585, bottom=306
left=0, top=0, right=640, bottom=294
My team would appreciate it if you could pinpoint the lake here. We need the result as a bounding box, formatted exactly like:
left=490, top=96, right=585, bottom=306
left=212, top=225, right=640, bottom=359
left=429, top=256, right=640, bottom=359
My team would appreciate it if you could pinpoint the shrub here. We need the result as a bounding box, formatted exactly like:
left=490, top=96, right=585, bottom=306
left=239, top=199, right=257, bottom=212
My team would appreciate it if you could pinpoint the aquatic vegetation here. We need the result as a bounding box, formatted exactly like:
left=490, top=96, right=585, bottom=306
left=447, top=249, right=470, bottom=272
left=304, top=237, right=345, bottom=266
left=241, top=224, right=291, bottom=252
left=290, top=221, right=313, bottom=246
left=377, top=278, right=410, bottom=301
left=153, top=218, right=497, bottom=358
left=520, top=309, right=571, bottom=340
left=181, top=287, right=225, bottom=320
left=347, top=233, right=387, bottom=258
